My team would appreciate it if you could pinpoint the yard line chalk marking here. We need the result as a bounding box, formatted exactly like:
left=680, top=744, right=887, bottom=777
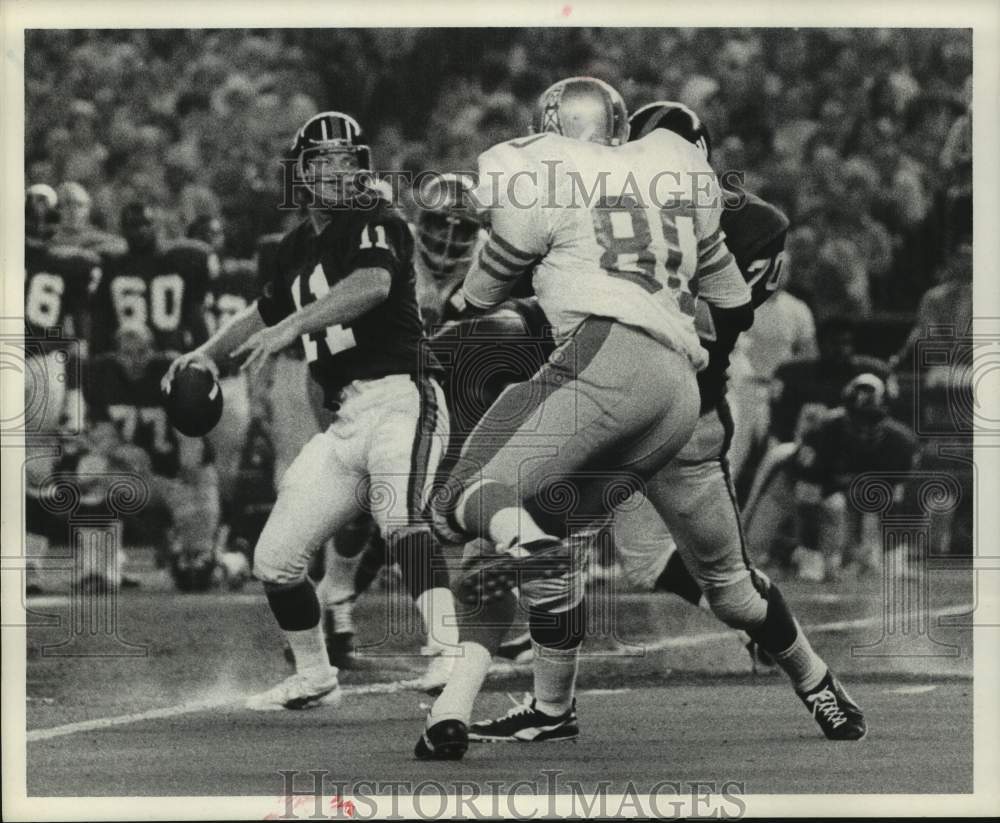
left=885, top=685, right=939, bottom=695
left=26, top=602, right=972, bottom=742
left=26, top=679, right=414, bottom=743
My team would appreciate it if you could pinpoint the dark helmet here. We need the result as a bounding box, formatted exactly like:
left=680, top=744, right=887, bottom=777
left=120, top=201, right=157, bottom=253
left=414, top=173, right=480, bottom=279
left=531, top=77, right=629, bottom=147
left=25, top=184, right=58, bottom=240
left=841, top=373, right=889, bottom=424
left=290, top=111, right=372, bottom=206
left=628, top=100, right=713, bottom=161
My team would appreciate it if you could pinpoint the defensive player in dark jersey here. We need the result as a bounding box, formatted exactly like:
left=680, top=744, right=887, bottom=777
left=91, top=202, right=218, bottom=357
left=413, top=173, right=483, bottom=329
left=743, top=317, right=896, bottom=570
left=24, top=184, right=102, bottom=590
left=85, top=324, right=220, bottom=590
left=163, top=111, right=456, bottom=710
left=769, top=316, right=895, bottom=444
left=465, top=99, right=866, bottom=750
left=792, top=374, right=919, bottom=581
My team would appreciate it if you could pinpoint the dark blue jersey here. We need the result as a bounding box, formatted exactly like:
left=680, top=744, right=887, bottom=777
left=256, top=201, right=442, bottom=409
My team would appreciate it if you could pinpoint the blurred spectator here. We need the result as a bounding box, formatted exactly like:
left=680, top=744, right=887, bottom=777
left=890, top=241, right=972, bottom=374
left=809, top=239, right=873, bottom=323
left=62, top=100, right=108, bottom=187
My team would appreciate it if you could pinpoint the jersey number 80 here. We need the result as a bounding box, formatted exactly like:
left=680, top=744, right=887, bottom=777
left=591, top=196, right=698, bottom=317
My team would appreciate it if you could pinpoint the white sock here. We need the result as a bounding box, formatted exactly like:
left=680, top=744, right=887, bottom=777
left=415, top=587, right=460, bottom=652
left=773, top=624, right=827, bottom=692
left=286, top=624, right=335, bottom=680
left=488, top=507, right=550, bottom=549
left=429, top=641, right=492, bottom=724
left=317, top=544, right=359, bottom=608
left=532, top=641, right=579, bottom=716
left=329, top=598, right=355, bottom=635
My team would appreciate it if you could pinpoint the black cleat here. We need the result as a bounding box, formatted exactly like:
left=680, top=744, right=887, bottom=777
left=798, top=671, right=868, bottom=740
left=469, top=694, right=578, bottom=742
left=457, top=538, right=568, bottom=606
left=414, top=717, right=469, bottom=760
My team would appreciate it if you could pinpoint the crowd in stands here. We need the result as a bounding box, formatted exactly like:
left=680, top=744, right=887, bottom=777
left=27, top=28, right=972, bottom=315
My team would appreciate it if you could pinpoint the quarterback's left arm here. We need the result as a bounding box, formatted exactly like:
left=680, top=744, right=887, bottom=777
left=233, top=266, right=391, bottom=373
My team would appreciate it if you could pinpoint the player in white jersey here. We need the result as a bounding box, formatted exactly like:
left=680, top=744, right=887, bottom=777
left=466, top=101, right=865, bottom=747
left=417, top=77, right=754, bottom=760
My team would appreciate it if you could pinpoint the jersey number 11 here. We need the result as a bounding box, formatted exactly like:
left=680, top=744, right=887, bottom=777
left=291, top=265, right=358, bottom=362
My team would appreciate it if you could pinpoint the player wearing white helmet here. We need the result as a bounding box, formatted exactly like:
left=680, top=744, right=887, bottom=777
left=416, top=77, right=755, bottom=759
left=466, top=99, right=867, bottom=750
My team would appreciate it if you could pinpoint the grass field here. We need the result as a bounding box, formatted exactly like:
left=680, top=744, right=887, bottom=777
left=22, top=559, right=974, bottom=799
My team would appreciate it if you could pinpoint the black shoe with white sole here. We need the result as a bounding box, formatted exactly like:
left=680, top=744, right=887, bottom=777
left=798, top=671, right=868, bottom=740
left=414, top=717, right=469, bottom=760
left=469, top=694, right=578, bottom=742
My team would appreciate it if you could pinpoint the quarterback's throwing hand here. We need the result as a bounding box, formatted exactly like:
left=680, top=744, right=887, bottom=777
left=161, top=350, right=219, bottom=394
left=232, top=323, right=298, bottom=376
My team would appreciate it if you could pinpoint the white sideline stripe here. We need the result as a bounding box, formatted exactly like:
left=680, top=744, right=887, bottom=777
left=885, top=685, right=939, bottom=695
left=640, top=601, right=973, bottom=654
left=26, top=602, right=972, bottom=743
left=26, top=680, right=417, bottom=743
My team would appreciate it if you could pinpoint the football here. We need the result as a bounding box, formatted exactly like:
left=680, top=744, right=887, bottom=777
left=163, top=363, right=224, bottom=437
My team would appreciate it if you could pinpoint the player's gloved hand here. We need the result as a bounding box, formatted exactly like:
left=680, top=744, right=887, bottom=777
left=231, top=323, right=298, bottom=377
left=161, top=350, right=219, bottom=394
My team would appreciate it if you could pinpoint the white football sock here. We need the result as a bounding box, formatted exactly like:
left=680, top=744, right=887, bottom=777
left=415, top=586, right=460, bottom=652
left=286, top=624, right=335, bottom=680
left=329, top=598, right=355, bottom=635
left=532, top=641, right=579, bottom=716
left=317, top=543, right=359, bottom=608
left=772, top=623, right=827, bottom=692
left=488, top=507, right=550, bottom=549
left=429, top=641, right=492, bottom=724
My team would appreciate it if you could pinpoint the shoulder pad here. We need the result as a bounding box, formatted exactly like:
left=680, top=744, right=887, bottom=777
left=721, top=191, right=789, bottom=261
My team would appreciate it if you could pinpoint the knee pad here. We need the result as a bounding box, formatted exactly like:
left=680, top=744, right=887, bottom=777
left=264, top=578, right=321, bottom=631
left=529, top=599, right=586, bottom=651
left=703, top=573, right=768, bottom=631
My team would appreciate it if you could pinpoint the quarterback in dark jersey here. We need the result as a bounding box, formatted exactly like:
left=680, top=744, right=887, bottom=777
left=91, top=202, right=218, bottom=357
left=465, top=99, right=866, bottom=750
left=163, top=112, right=455, bottom=711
